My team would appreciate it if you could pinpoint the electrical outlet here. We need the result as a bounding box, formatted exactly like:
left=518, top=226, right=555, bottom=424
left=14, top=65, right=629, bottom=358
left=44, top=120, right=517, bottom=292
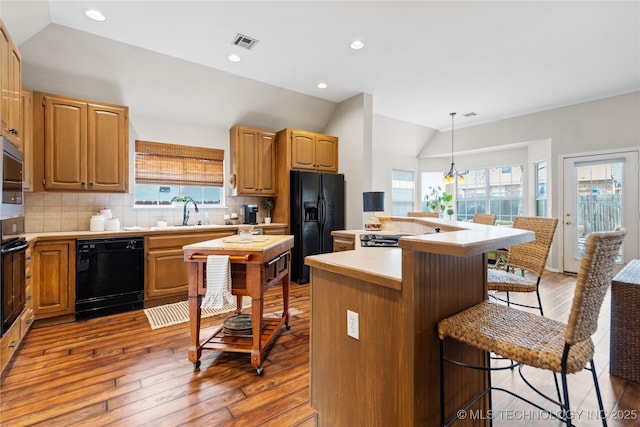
left=347, top=310, right=359, bottom=340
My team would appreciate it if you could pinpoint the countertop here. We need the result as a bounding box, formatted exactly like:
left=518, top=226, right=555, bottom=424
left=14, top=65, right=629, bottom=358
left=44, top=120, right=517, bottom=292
left=23, top=223, right=287, bottom=242
left=183, top=234, right=294, bottom=253
left=307, top=218, right=533, bottom=290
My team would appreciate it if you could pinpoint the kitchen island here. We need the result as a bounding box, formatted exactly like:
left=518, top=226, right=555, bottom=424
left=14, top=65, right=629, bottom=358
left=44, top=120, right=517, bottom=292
left=183, top=234, right=293, bottom=374
left=305, top=218, right=533, bottom=426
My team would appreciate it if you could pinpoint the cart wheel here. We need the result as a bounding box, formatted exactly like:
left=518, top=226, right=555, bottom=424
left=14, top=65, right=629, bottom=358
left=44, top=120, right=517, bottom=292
left=256, top=366, right=264, bottom=376
left=286, top=323, right=291, bottom=330
left=193, top=360, right=201, bottom=370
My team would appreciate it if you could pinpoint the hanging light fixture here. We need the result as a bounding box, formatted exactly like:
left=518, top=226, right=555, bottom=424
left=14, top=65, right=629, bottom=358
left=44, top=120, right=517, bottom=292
left=443, top=112, right=465, bottom=184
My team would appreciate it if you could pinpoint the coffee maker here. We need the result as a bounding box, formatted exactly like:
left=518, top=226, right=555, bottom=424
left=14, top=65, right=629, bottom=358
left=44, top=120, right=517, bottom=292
left=243, top=204, right=258, bottom=224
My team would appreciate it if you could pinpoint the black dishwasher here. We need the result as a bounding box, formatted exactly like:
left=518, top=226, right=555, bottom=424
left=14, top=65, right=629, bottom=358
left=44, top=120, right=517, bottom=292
left=76, top=236, right=144, bottom=320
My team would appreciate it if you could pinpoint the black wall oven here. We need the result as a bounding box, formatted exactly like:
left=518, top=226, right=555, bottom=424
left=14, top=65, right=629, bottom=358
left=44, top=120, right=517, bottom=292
left=1, top=216, right=26, bottom=336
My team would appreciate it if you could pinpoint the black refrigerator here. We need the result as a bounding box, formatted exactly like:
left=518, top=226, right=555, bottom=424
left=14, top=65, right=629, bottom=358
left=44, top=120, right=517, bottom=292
left=290, top=170, right=345, bottom=283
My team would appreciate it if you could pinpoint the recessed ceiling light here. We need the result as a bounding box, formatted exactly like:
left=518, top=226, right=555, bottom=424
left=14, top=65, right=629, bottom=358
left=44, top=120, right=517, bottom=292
left=228, top=54, right=241, bottom=62
left=84, top=9, right=106, bottom=22
left=350, top=40, right=364, bottom=50
left=317, top=82, right=328, bottom=89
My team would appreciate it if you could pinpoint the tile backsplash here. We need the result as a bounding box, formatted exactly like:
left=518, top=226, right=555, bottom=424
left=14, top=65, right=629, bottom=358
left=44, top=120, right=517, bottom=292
left=24, top=192, right=268, bottom=233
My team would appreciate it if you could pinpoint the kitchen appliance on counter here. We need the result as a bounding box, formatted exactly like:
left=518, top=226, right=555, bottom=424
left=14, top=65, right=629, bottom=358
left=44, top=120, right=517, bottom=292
left=290, top=170, right=344, bottom=283
left=243, top=204, right=258, bottom=224
left=76, top=236, right=144, bottom=320
left=1, top=215, right=27, bottom=336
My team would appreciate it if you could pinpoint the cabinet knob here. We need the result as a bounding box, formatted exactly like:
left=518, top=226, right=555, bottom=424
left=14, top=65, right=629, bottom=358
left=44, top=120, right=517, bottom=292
left=9, top=341, right=17, bottom=348
left=89, top=182, right=94, bottom=185
left=26, top=274, right=32, bottom=279
left=27, top=295, right=32, bottom=300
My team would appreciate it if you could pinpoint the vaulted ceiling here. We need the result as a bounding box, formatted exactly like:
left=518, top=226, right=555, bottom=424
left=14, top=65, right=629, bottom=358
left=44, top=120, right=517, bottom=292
left=2, top=1, right=639, bottom=131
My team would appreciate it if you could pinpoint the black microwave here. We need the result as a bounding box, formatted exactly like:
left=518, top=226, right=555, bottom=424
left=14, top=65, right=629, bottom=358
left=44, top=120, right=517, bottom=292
left=1, top=137, right=23, bottom=219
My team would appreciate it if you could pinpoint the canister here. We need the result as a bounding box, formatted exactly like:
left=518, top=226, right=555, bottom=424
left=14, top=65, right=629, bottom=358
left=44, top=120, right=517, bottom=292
left=90, top=214, right=105, bottom=231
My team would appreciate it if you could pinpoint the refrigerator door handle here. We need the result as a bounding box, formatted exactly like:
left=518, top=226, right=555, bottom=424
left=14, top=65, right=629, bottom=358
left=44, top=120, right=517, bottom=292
left=319, top=197, right=325, bottom=226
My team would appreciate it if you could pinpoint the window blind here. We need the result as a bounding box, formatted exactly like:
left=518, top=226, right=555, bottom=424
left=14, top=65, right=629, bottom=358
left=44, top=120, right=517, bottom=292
left=135, top=140, right=224, bottom=187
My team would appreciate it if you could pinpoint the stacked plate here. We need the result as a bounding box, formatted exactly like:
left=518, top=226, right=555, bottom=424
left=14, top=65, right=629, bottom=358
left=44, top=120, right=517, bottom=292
left=222, top=314, right=255, bottom=337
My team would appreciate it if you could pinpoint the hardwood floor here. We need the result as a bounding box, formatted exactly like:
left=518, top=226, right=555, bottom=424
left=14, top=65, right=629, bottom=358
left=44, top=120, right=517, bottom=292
left=1, top=271, right=639, bottom=426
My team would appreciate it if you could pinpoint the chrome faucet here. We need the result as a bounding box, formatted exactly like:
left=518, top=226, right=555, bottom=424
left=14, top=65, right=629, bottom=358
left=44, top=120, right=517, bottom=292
left=182, top=198, right=199, bottom=226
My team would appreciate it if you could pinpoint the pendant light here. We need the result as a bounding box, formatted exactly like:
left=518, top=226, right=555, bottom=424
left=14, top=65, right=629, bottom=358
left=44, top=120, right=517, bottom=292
left=443, top=112, right=465, bottom=184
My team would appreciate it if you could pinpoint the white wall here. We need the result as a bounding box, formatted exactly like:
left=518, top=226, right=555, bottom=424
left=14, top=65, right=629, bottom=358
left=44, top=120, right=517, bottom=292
left=419, top=92, right=640, bottom=270
left=372, top=115, right=433, bottom=214
left=325, top=93, right=372, bottom=230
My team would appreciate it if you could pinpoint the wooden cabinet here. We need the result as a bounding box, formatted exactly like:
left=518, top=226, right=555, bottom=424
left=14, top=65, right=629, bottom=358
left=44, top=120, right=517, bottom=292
left=274, top=128, right=339, bottom=232
left=21, top=90, right=33, bottom=191
left=333, top=235, right=355, bottom=252
left=32, top=91, right=128, bottom=192
left=277, top=128, right=338, bottom=173
left=0, top=20, right=22, bottom=149
left=145, top=231, right=235, bottom=306
left=33, top=240, right=75, bottom=321
left=230, top=126, right=277, bottom=196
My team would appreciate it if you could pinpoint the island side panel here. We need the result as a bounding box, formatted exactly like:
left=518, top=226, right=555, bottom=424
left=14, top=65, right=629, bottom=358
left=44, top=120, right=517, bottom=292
left=310, top=268, right=411, bottom=427
left=407, top=249, right=489, bottom=426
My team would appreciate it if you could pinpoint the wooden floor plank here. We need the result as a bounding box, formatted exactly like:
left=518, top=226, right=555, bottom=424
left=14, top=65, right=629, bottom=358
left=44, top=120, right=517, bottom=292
left=1, top=274, right=639, bottom=426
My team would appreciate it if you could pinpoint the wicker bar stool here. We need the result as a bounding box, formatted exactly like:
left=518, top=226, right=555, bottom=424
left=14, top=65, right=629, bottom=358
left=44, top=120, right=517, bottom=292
left=472, top=213, right=496, bottom=225
left=438, top=228, right=626, bottom=427
left=487, top=216, right=558, bottom=315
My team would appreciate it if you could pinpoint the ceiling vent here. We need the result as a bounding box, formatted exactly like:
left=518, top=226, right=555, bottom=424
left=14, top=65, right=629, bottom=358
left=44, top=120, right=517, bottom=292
left=232, top=33, right=259, bottom=50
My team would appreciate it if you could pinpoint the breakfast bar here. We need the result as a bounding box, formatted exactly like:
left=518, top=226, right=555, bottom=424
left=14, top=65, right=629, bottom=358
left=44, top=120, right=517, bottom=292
left=183, top=234, right=294, bottom=374
left=305, top=219, right=533, bottom=426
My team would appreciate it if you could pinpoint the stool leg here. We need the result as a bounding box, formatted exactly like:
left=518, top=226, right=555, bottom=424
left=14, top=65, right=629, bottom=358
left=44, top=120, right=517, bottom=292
left=440, top=339, right=446, bottom=426
left=589, top=359, right=608, bottom=427
left=561, top=371, right=572, bottom=426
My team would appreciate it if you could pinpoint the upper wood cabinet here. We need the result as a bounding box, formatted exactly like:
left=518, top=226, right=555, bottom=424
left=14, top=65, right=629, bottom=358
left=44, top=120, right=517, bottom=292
left=0, top=20, right=23, bottom=149
left=32, top=91, right=129, bottom=192
left=229, top=126, right=277, bottom=196
left=21, top=90, right=33, bottom=191
left=277, top=128, right=338, bottom=173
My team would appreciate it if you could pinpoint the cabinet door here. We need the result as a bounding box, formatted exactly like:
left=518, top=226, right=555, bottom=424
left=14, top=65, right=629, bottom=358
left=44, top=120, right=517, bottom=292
left=315, top=134, right=338, bottom=172
left=44, top=96, right=87, bottom=191
left=258, top=131, right=276, bottom=194
left=33, top=241, right=74, bottom=318
left=236, top=128, right=260, bottom=194
left=87, top=103, right=128, bottom=192
left=8, top=42, right=21, bottom=147
left=21, top=90, right=33, bottom=190
left=235, top=128, right=276, bottom=196
left=0, top=25, right=8, bottom=135
left=290, top=132, right=316, bottom=170
left=146, top=248, right=189, bottom=300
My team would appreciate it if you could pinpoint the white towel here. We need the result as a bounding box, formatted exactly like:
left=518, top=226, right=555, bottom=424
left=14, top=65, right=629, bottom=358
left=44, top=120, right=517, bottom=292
left=201, top=255, right=234, bottom=309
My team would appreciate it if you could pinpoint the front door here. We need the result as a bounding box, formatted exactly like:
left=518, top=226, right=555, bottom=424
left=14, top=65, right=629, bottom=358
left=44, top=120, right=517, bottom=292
left=562, top=151, right=639, bottom=273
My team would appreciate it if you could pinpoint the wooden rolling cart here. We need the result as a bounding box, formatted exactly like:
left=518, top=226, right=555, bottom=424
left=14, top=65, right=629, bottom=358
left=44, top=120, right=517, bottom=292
left=183, top=235, right=294, bottom=375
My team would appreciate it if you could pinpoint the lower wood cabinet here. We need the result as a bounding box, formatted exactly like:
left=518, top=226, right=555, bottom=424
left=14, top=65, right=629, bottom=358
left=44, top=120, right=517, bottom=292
left=333, top=236, right=355, bottom=252
left=145, top=231, right=235, bottom=306
left=32, top=240, right=75, bottom=321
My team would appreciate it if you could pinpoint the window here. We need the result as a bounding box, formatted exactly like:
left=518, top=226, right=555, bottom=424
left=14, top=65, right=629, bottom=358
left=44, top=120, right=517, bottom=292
left=456, top=165, right=523, bottom=222
left=535, top=161, right=547, bottom=216
left=134, top=140, right=224, bottom=206
left=391, top=169, right=415, bottom=216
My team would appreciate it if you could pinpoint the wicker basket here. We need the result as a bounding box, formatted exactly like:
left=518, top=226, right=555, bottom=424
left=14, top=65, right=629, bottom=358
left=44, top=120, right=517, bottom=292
left=610, top=259, right=640, bottom=383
